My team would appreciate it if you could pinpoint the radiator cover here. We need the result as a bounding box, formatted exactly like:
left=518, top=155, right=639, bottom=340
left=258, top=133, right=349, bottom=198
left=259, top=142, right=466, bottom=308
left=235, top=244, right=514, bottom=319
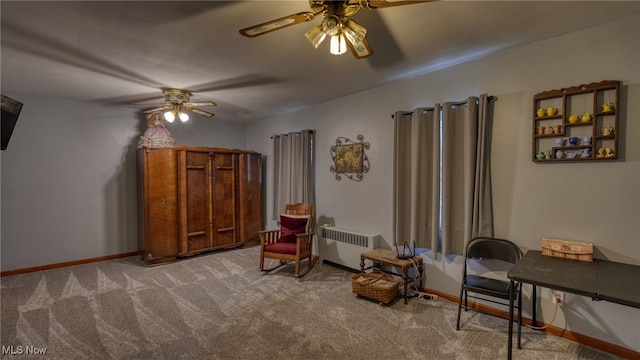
left=318, top=226, right=380, bottom=271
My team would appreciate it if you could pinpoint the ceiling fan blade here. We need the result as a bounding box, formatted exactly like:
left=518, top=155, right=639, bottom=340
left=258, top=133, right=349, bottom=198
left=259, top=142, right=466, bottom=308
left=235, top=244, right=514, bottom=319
left=363, top=0, right=433, bottom=9
left=187, top=107, right=215, bottom=117
left=144, top=105, right=171, bottom=113
left=239, top=12, right=317, bottom=37
left=347, top=37, right=374, bottom=59
left=187, top=101, right=217, bottom=107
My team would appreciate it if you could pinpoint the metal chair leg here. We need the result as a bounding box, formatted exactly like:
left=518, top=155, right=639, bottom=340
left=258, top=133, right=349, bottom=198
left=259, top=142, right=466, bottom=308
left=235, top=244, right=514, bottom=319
left=456, top=287, right=465, bottom=330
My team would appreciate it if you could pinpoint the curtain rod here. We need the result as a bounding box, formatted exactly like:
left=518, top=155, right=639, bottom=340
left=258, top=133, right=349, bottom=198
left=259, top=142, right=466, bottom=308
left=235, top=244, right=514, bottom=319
left=270, top=129, right=315, bottom=139
left=391, top=95, right=495, bottom=118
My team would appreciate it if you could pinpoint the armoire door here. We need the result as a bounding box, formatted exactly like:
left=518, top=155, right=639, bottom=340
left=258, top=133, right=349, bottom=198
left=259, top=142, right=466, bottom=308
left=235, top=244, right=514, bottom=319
left=138, top=148, right=178, bottom=264
left=212, top=152, right=238, bottom=248
left=238, top=152, right=263, bottom=245
left=178, top=150, right=213, bottom=255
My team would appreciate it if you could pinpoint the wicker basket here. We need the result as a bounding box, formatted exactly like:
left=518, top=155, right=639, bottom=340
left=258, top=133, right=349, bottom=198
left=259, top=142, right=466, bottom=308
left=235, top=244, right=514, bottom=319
left=351, top=271, right=402, bottom=305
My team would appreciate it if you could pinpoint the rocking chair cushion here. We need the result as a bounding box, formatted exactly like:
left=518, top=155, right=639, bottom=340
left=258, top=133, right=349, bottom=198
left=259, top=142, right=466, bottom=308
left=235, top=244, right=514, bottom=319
left=264, top=242, right=297, bottom=255
left=279, top=215, right=308, bottom=243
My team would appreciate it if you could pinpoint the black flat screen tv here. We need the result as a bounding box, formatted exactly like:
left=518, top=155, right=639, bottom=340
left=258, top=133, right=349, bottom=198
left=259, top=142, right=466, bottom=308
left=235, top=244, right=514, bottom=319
left=1, top=94, right=23, bottom=150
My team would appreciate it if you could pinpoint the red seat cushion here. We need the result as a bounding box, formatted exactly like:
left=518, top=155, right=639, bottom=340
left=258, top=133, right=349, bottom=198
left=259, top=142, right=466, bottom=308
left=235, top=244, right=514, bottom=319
left=279, top=215, right=308, bottom=243
left=265, top=242, right=297, bottom=255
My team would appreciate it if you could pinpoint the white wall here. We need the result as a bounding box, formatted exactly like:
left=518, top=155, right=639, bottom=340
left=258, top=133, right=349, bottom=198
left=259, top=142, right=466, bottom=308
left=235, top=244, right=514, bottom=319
left=0, top=95, right=246, bottom=271
left=246, top=15, right=640, bottom=352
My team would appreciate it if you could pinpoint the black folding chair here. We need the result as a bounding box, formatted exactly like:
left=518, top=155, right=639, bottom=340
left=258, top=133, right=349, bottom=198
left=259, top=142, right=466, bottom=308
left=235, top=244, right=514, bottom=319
left=456, top=237, right=523, bottom=348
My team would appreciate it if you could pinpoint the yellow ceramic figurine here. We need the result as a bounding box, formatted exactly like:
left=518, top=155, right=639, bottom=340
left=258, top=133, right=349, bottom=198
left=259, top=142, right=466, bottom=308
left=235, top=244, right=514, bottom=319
left=568, top=114, right=579, bottom=123
left=582, top=112, right=591, bottom=122
left=605, top=148, right=615, bottom=158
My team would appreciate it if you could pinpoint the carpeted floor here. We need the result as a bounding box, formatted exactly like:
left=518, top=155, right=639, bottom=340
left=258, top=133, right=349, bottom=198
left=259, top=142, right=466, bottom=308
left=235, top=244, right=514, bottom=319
left=0, top=246, right=623, bottom=359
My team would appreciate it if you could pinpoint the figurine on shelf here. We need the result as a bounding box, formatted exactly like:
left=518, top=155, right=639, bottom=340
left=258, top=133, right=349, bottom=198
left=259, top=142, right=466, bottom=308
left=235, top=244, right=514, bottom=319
left=555, top=150, right=565, bottom=159
left=596, top=148, right=606, bottom=158
left=537, top=108, right=546, bottom=117
left=545, top=127, right=554, bottom=135
left=601, top=126, right=615, bottom=136
left=536, top=151, right=545, bottom=160
left=605, top=148, right=615, bottom=158
left=545, top=150, right=552, bottom=159
left=568, top=137, right=579, bottom=146
left=546, top=107, right=558, bottom=116
left=537, top=126, right=545, bottom=135
left=580, top=148, right=591, bottom=158
left=602, top=102, right=614, bottom=112
left=568, top=114, right=579, bottom=123
left=555, top=138, right=565, bottom=147
left=553, top=125, right=562, bottom=134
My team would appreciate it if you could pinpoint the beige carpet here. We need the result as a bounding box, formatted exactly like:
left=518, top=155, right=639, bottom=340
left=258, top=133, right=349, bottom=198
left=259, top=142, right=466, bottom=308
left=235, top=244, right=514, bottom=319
left=0, top=246, right=623, bottom=359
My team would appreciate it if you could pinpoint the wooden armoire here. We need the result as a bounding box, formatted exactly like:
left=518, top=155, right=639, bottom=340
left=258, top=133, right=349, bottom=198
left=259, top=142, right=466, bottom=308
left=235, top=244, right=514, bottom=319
left=137, top=146, right=263, bottom=265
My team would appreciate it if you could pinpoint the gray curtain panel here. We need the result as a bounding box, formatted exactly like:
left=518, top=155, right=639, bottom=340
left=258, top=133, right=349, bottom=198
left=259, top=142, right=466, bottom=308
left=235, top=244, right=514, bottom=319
left=394, top=108, right=440, bottom=251
left=272, top=130, right=315, bottom=219
left=394, top=95, right=493, bottom=255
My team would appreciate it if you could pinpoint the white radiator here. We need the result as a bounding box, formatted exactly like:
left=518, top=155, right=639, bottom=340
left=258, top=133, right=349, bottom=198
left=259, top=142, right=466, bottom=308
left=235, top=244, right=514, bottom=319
left=318, top=226, right=380, bottom=271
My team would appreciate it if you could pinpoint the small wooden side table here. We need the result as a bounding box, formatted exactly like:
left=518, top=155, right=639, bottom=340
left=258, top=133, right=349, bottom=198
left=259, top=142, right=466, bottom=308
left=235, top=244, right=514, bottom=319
left=360, top=248, right=423, bottom=304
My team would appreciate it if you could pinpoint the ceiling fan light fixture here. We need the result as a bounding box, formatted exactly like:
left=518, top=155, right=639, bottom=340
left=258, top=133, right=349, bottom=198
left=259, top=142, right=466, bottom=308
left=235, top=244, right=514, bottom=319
left=330, top=33, right=347, bottom=55
left=164, top=104, right=189, bottom=123
left=240, top=0, right=430, bottom=59
left=322, top=15, right=342, bottom=37
left=305, top=24, right=327, bottom=48
left=146, top=88, right=214, bottom=121
left=344, top=19, right=366, bottom=44
left=163, top=110, right=176, bottom=123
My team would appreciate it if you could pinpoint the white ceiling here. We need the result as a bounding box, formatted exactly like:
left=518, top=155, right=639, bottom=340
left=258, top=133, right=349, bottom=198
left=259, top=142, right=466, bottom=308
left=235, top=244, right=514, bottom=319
left=1, top=1, right=638, bottom=123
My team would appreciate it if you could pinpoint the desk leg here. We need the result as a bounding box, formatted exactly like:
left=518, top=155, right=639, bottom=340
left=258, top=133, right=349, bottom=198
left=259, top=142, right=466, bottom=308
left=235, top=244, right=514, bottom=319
left=507, top=280, right=514, bottom=360
left=532, top=285, right=537, bottom=328
left=518, top=285, right=522, bottom=349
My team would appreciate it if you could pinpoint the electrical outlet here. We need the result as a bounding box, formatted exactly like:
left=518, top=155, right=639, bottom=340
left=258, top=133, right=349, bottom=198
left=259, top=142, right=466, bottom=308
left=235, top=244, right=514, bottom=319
left=552, top=290, right=564, bottom=305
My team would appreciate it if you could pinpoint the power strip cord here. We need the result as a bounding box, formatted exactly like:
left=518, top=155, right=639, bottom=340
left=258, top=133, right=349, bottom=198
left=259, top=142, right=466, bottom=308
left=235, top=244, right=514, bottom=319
left=524, top=301, right=558, bottom=330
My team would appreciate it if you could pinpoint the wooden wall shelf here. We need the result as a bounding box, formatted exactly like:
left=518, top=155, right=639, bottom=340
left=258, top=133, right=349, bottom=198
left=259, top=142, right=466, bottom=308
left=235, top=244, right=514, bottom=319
left=532, top=80, right=620, bottom=162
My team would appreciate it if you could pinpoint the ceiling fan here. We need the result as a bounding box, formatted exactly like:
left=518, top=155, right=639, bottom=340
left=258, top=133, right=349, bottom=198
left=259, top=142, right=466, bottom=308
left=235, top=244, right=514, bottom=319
left=239, top=0, right=432, bottom=59
left=144, top=89, right=216, bottom=123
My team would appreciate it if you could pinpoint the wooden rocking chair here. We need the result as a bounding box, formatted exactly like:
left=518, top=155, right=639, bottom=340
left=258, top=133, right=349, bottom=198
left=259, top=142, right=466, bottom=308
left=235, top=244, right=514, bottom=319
left=259, top=203, right=318, bottom=277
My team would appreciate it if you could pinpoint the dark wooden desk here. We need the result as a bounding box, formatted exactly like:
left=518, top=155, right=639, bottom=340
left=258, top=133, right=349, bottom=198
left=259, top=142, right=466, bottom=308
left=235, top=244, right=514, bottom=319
left=506, top=250, right=640, bottom=359
left=596, top=260, right=640, bottom=308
